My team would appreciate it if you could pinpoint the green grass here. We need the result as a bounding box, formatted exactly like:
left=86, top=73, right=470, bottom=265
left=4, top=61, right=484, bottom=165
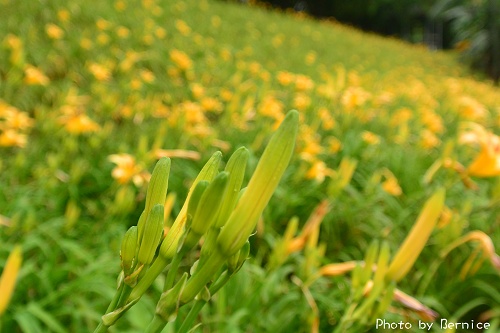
left=1, top=0, right=499, bottom=332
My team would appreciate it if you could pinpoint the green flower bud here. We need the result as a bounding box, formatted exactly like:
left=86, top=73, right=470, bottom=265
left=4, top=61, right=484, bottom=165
left=120, top=226, right=138, bottom=275
left=184, top=172, right=228, bottom=250
left=187, top=181, right=209, bottom=226
left=138, top=204, right=164, bottom=265
left=156, top=272, right=188, bottom=322
left=192, top=172, right=228, bottom=236
left=160, top=152, right=222, bottom=259
left=140, top=157, right=171, bottom=240
left=214, top=147, right=249, bottom=228
left=217, top=110, right=299, bottom=256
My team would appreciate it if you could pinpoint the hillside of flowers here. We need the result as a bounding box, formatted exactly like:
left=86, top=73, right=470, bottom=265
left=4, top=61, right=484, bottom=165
left=0, top=0, right=499, bottom=332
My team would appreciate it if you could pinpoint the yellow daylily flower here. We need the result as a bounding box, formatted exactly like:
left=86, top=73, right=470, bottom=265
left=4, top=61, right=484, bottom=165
left=460, top=123, right=500, bottom=177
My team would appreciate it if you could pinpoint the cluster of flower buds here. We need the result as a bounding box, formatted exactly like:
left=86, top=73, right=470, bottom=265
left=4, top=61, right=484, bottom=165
left=95, top=110, right=299, bottom=333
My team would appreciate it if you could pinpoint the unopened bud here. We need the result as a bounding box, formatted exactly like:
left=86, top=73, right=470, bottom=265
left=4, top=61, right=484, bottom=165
left=138, top=204, right=164, bottom=265
left=121, top=226, right=138, bottom=274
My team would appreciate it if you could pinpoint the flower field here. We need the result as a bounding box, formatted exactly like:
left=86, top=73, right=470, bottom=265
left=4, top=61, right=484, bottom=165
left=1, top=0, right=499, bottom=332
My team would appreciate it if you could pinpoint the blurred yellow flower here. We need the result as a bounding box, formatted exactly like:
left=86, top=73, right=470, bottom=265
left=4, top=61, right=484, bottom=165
left=116, top=26, right=130, bottom=39
left=60, top=113, right=100, bottom=134
left=88, top=63, right=111, bottom=81
left=276, top=71, right=294, bottom=86
left=293, top=93, right=311, bottom=110
left=0, top=246, right=22, bottom=316
left=175, top=19, right=191, bottom=35
left=96, top=18, right=111, bottom=30
left=200, top=97, right=222, bottom=113
left=24, top=65, right=50, bottom=86
left=326, top=136, right=342, bottom=153
left=341, top=86, right=370, bottom=109
left=45, top=23, right=64, bottom=40
left=306, top=159, right=333, bottom=183
left=305, top=51, right=316, bottom=65
left=139, top=69, right=155, bottom=83
left=57, top=9, right=70, bottom=23
left=169, top=49, right=192, bottom=71
left=382, top=175, right=402, bottom=196
left=0, top=129, right=27, bottom=148
left=318, top=107, right=336, bottom=130
left=258, top=95, right=284, bottom=118
left=295, top=74, right=314, bottom=91
left=459, top=123, right=500, bottom=177
left=458, top=96, right=488, bottom=120
left=108, top=154, right=149, bottom=186
left=362, top=131, right=380, bottom=145
left=420, top=129, right=441, bottom=149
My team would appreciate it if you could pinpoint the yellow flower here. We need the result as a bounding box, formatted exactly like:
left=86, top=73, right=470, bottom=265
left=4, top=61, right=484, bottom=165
left=341, top=86, right=370, bottom=109
left=326, top=136, right=342, bottom=153
left=0, top=246, right=22, bottom=316
left=362, top=131, right=380, bottom=145
left=57, top=9, right=70, bottom=23
left=458, top=96, right=488, bottom=120
left=381, top=172, right=402, bottom=196
left=0, top=129, right=27, bottom=148
left=293, top=93, right=311, bottom=110
left=45, top=23, right=64, bottom=40
left=60, top=113, right=100, bottom=134
left=108, top=154, right=149, bottom=186
left=116, top=26, right=130, bottom=39
left=258, top=95, right=284, bottom=118
left=460, top=123, right=500, bottom=177
left=276, top=71, right=294, bottom=86
left=419, top=129, right=441, bottom=149
left=318, top=107, right=336, bottom=130
left=169, top=49, right=192, bottom=71
left=96, top=18, right=111, bottom=31
left=24, top=65, right=50, bottom=85
left=295, top=74, right=314, bottom=91
left=88, top=63, right=111, bottom=81
left=305, top=51, right=316, bottom=65
left=306, top=159, right=333, bottom=183
left=200, top=97, right=222, bottom=113
left=175, top=19, right=191, bottom=36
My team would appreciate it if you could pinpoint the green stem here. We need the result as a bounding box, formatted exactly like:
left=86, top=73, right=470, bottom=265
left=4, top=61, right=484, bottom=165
left=145, top=314, right=168, bottom=333
left=128, top=256, right=169, bottom=303
left=163, top=249, right=185, bottom=292
left=93, top=322, right=108, bottom=333
left=177, top=271, right=231, bottom=333
left=92, top=280, right=126, bottom=333
left=178, top=301, right=205, bottom=333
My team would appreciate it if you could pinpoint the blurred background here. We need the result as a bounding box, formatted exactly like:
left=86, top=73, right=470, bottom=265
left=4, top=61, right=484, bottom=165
left=237, top=0, right=500, bottom=83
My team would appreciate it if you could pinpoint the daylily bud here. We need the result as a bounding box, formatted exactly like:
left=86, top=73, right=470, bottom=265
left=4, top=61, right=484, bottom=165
left=121, top=226, right=138, bottom=275
left=140, top=158, right=170, bottom=240
left=214, top=147, right=249, bottom=228
left=138, top=204, right=164, bottom=265
left=159, top=152, right=222, bottom=259
left=0, top=245, right=22, bottom=316
left=386, top=188, right=445, bottom=282
left=217, top=110, right=299, bottom=256
left=187, top=181, right=209, bottom=220
left=181, top=111, right=299, bottom=304
left=190, top=172, right=228, bottom=237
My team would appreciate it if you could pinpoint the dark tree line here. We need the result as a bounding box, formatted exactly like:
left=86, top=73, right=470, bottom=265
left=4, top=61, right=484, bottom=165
left=240, top=0, right=500, bottom=83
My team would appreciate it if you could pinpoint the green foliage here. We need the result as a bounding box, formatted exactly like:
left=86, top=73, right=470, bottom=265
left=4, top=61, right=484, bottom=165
left=0, top=0, right=499, bottom=332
